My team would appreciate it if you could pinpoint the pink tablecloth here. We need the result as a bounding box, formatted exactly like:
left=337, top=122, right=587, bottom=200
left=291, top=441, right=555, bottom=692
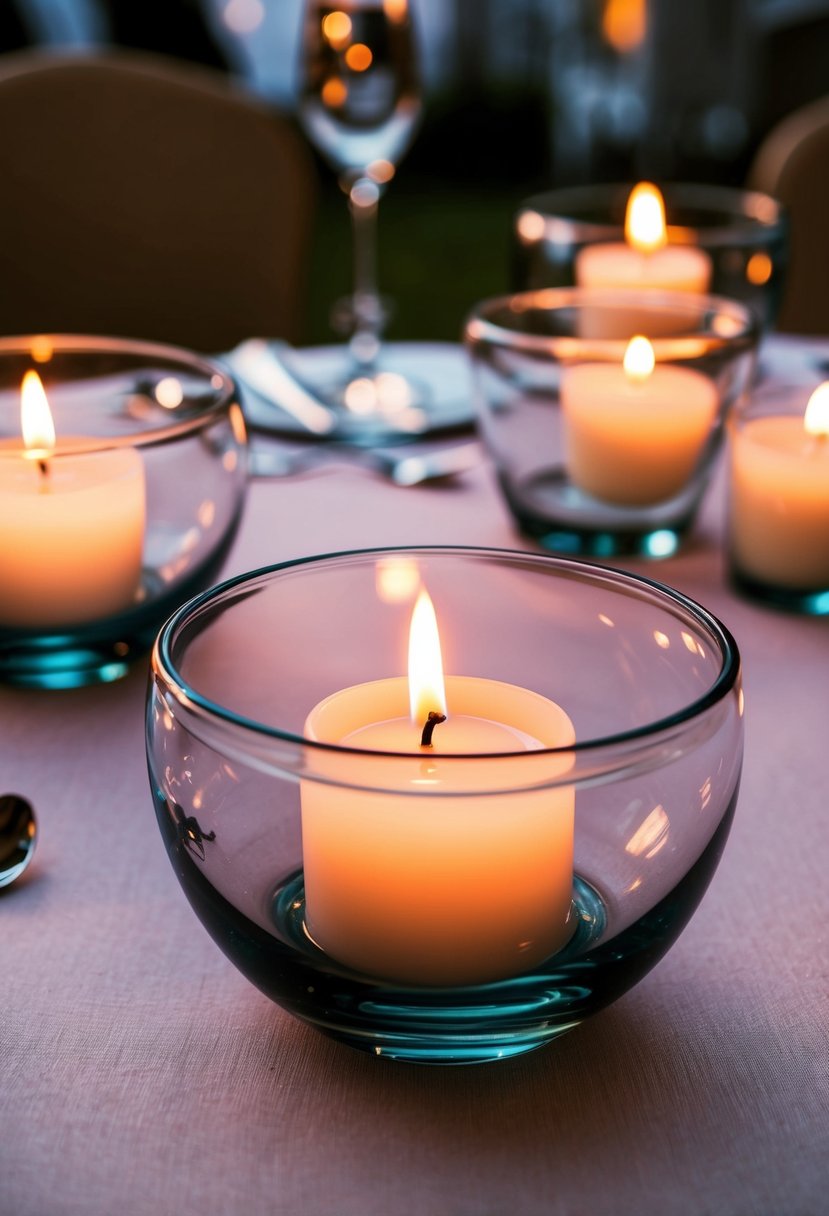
left=2, top=338, right=827, bottom=1216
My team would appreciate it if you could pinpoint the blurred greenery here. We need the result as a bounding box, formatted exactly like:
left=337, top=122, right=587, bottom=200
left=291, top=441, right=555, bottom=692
left=303, top=174, right=523, bottom=347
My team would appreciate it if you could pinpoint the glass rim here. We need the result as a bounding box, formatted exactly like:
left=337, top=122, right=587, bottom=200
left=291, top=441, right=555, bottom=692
left=517, top=181, right=785, bottom=242
left=464, top=287, right=759, bottom=358
left=0, top=331, right=238, bottom=454
left=151, top=544, right=742, bottom=762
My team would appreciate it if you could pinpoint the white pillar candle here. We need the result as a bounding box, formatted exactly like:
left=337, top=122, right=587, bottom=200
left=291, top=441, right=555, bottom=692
left=576, top=181, right=712, bottom=293
left=576, top=183, right=712, bottom=339
left=0, top=371, right=145, bottom=628
left=576, top=239, right=712, bottom=295
left=561, top=336, right=718, bottom=506
left=729, top=384, right=829, bottom=588
left=301, top=590, right=576, bottom=987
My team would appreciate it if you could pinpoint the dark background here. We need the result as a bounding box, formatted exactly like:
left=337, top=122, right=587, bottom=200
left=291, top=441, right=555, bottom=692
left=1, top=0, right=827, bottom=346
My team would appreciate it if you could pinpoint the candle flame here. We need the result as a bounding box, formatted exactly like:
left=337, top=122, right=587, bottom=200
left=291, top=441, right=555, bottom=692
left=21, top=370, right=56, bottom=459
left=623, top=335, right=655, bottom=384
left=625, top=182, right=667, bottom=254
left=804, top=382, right=829, bottom=438
left=408, top=588, right=447, bottom=724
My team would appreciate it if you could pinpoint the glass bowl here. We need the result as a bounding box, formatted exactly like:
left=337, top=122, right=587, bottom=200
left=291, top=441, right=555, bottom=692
left=513, top=182, right=787, bottom=333
left=147, top=546, right=744, bottom=1066
left=0, top=334, right=248, bottom=687
left=465, top=288, right=758, bottom=558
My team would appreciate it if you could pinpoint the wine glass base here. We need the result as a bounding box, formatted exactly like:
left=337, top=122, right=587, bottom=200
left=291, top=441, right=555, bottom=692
left=322, top=364, right=432, bottom=424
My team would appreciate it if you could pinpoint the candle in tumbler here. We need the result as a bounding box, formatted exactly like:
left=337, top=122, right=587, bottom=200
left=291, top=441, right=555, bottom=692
left=301, top=589, right=576, bottom=987
left=576, top=181, right=712, bottom=294
left=575, top=183, right=712, bottom=339
left=0, top=371, right=145, bottom=628
left=561, top=335, right=718, bottom=506
left=729, top=383, right=829, bottom=589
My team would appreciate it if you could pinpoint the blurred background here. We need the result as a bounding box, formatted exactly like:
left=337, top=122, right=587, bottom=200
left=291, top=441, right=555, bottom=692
left=1, top=0, right=826, bottom=345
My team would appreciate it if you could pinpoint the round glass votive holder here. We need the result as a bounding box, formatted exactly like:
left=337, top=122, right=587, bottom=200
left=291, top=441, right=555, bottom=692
left=146, top=546, right=744, bottom=1066
left=513, top=183, right=787, bottom=334
left=465, top=288, right=758, bottom=558
left=727, top=382, right=829, bottom=614
left=0, top=334, right=248, bottom=688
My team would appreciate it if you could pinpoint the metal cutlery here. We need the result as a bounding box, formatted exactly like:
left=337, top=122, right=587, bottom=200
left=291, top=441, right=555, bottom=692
left=0, top=794, right=37, bottom=889
left=249, top=440, right=481, bottom=487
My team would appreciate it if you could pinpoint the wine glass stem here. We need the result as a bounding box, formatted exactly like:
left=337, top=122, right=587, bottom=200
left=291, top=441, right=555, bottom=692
left=347, top=177, right=384, bottom=371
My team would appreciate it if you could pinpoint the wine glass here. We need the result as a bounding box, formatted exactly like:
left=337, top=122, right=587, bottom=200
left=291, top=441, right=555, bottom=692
left=297, top=0, right=423, bottom=418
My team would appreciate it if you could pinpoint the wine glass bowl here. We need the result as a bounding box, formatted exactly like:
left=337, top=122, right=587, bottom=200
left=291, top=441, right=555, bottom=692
left=297, top=1, right=425, bottom=415
left=298, top=1, right=421, bottom=186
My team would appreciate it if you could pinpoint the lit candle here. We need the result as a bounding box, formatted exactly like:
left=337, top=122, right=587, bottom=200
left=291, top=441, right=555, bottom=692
left=301, top=589, right=576, bottom=987
left=0, top=371, right=146, bottom=628
left=561, top=335, right=718, bottom=505
left=729, top=383, right=829, bottom=589
left=576, top=182, right=712, bottom=294
left=575, top=183, right=712, bottom=340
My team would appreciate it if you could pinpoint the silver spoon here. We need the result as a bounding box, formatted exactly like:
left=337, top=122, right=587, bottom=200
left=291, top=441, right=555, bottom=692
left=0, top=794, right=37, bottom=889
left=249, top=440, right=481, bottom=487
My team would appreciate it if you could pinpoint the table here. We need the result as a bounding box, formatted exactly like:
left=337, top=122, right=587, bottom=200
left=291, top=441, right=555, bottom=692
left=2, top=338, right=828, bottom=1216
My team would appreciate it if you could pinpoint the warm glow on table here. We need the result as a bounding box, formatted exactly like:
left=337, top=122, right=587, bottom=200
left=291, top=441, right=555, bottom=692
left=0, top=371, right=145, bottom=628
left=561, top=335, right=718, bottom=505
left=301, top=589, right=576, bottom=987
left=730, top=383, right=829, bottom=588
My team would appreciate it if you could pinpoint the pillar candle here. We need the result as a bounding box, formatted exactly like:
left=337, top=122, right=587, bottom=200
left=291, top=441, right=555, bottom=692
left=561, top=336, right=718, bottom=505
left=729, top=384, right=829, bottom=588
left=576, top=183, right=711, bottom=339
left=0, top=371, right=145, bottom=629
left=300, top=590, right=576, bottom=987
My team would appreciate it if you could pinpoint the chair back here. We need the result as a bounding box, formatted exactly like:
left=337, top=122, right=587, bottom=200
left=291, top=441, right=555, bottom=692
left=0, top=50, right=316, bottom=351
left=749, top=95, right=829, bottom=335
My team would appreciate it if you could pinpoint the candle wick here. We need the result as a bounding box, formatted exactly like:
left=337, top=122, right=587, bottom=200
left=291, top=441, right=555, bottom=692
left=37, top=456, right=50, bottom=488
left=420, top=711, right=446, bottom=748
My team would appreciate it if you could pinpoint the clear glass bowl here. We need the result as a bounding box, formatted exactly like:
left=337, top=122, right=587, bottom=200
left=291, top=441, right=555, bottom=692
left=147, top=546, right=744, bottom=1065
left=0, top=334, right=248, bottom=687
left=465, top=288, right=758, bottom=558
left=513, top=182, right=787, bottom=333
